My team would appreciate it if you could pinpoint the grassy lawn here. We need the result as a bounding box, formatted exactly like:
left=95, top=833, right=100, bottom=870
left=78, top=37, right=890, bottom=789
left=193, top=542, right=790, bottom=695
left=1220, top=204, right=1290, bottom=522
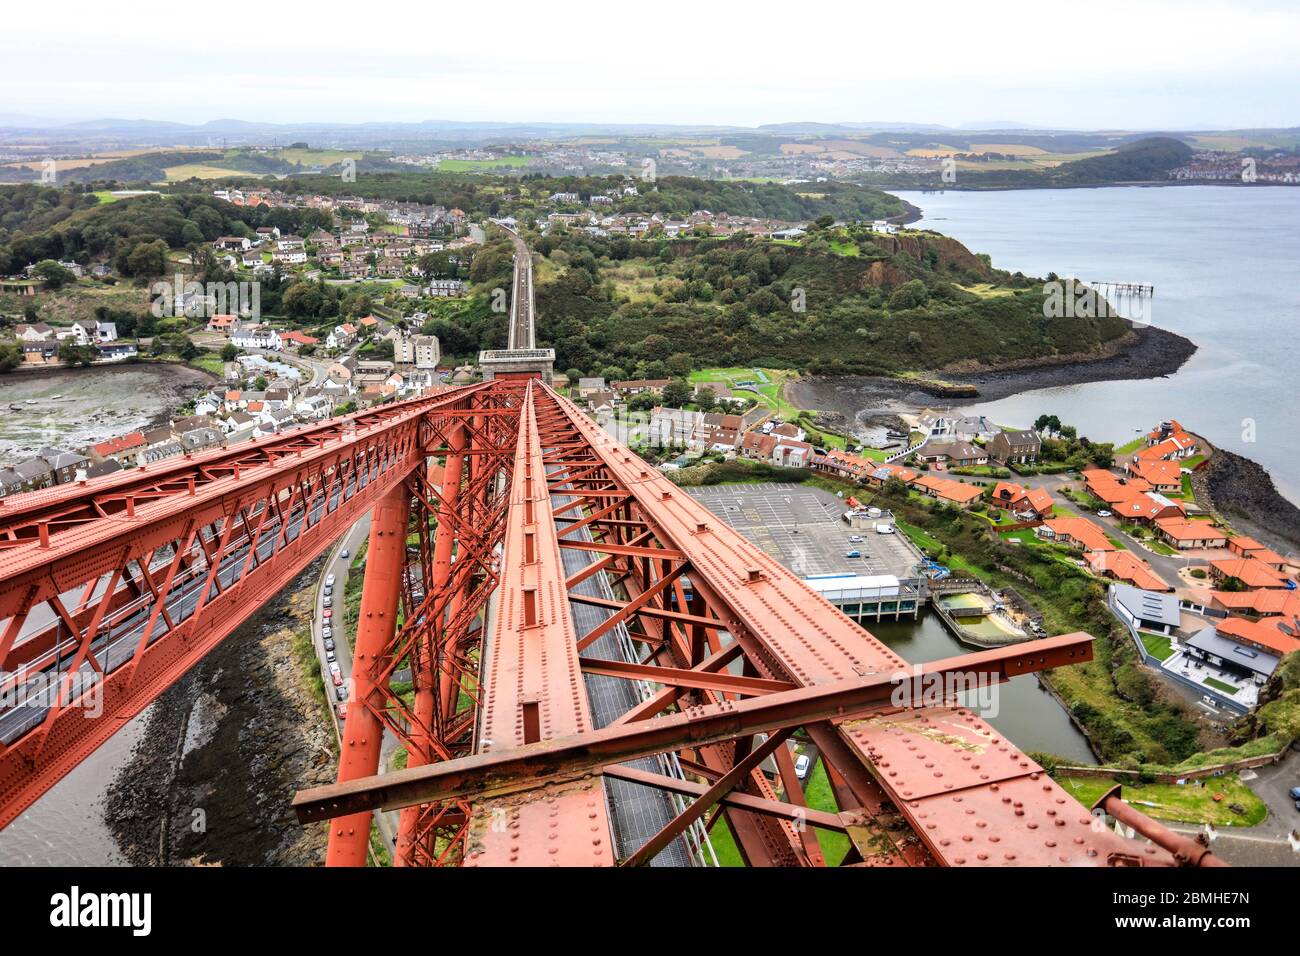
left=692, top=754, right=850, bottom=867
left=187, top=352, right=225, bottom=375
left=1139, top=632, right=1175, bottom=661
left=1059, top=774, right=1267, bottom=827
left=803, top=757, right=849, bottom=865
left=1115, top=436, right=1147, bottom=455
left=1203, top=676, right=1239, bottom=695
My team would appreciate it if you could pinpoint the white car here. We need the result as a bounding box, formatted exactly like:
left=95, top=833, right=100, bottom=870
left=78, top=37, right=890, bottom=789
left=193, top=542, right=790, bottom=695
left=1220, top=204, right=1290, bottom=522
left=329, top=661, right=342, bottom=676
left=325, top=573, right=336, bottom=588
left=876, top=525, right=896, bottom=534
left=794, top=754, right=811, bottom=779
left=1097, top=509, right=1112, bottom=517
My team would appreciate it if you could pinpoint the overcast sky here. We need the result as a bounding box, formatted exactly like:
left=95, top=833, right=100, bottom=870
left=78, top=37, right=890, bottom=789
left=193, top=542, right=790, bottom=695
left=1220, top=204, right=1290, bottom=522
left=4, top=0, right=1298, bottom=130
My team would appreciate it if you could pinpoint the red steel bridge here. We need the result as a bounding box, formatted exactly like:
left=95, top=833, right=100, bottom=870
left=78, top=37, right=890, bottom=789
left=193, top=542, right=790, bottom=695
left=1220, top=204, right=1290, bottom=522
left=0, top=240, right=1222, bottom=868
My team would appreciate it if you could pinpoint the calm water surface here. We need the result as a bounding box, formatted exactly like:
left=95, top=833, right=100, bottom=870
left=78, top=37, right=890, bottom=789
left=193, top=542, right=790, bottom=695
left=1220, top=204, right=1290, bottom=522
left=891, top=186, right=1300, bottom=502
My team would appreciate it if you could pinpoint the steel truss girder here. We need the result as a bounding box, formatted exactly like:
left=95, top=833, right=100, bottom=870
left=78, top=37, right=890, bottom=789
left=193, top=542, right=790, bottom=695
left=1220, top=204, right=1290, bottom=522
left=296, top=383, right=1195, bottom=868
left=0, top=385, right=492, bottom=831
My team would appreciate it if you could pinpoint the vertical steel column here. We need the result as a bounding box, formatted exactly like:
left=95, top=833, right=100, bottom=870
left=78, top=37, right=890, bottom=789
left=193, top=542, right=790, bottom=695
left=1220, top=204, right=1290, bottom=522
left=326, top=482, right=412, bottom=866
left=395, top=424, right=466, bottom=865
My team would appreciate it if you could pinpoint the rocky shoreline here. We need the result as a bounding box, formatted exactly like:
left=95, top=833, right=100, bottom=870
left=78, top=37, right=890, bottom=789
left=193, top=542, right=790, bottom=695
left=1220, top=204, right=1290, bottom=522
left=786, top=322, right=1197, bottom=428
left=104, top=557, right=336, bottom=866
left=1195, top=447, right=1300, bottom=555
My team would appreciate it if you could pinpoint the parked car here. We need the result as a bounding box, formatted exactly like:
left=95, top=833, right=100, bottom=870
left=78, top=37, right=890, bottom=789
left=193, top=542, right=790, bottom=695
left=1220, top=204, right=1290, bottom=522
left=848, top=535, right=863, bottom=543
left=332, top=673, right=343, bottom=687
left=1289, top=786, right=1300, bottom=800
left=326, top=649, right=336, bottom=663
left=329, top=661, right=341, bottom=675
left=323, top=608, right=332, bottom=619
left=324, top=586, right=332, bottom=598
left=325, top=573, right=336, bottom=588
left=323, top=596, right=331, bottom=607
left=335, top=686, right=348, bottom=702
left=794, top=754, right=811, bottom=779
left=875, top=525, right=895, bottom=534
left=341, top=549, right=350, bottom=559
left=1097, top=509, right=1112, bottom=517
left=324, top=638, right=335, bottom=652
left=845, top=549, right=861, bottom=558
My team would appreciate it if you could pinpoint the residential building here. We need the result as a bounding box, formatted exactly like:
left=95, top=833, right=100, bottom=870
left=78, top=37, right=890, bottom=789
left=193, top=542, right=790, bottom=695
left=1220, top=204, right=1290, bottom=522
left=986, top=429, right=1041, bottom=465
left=1208, top=556, right=1292, bottom=590
left=920, top=441, right=988, bottom=468
left=1035, top=517, right=1114, bottom=552
left=1109, top=584, right=1181, bottom=633
left=1154, top=517, right=1229, bottom=550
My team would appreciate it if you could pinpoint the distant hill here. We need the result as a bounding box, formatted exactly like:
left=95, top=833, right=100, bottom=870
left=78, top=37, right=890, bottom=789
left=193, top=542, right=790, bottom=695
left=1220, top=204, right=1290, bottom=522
left=1050, top=137, right=1194, bottom=183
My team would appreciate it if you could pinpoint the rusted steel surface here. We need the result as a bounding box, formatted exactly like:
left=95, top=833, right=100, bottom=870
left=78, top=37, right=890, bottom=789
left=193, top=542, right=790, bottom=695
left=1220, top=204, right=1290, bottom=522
left=1094, top=787, right=1224, bottom=867
left=465, top=387, right=614, bottom=866
left=0, top=385, right=489, bottom=831
left=293, top=636, right=1093, bottom=818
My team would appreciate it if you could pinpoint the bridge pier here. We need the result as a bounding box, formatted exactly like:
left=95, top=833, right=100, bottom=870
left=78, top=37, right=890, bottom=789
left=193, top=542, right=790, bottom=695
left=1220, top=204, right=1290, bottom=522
left=326, top=481, right=411, bottom=866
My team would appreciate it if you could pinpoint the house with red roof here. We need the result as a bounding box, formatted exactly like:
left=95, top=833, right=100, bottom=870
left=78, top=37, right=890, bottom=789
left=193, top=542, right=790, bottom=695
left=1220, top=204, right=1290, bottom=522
left=1125, top=457, right=1182, bottom=492
left=90, top=432, right=146, bottom=464
left=1154, top=517, right=1228, bottom=550
left=280, top=330, right=320, bottom=350
left=1225, top=535, right=1289, bottom=570
left=1035, top=517, right=1114, bottom=553
left=990, top=481, right=1054, bottom=518
left=1087, top=550, right=1171, bottom=592
left=1208, top=556, right=1292, bottom=590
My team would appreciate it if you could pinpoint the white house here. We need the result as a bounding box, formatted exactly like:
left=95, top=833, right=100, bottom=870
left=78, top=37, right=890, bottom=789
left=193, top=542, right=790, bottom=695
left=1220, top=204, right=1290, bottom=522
left=231, top=325, right=282, bottom=350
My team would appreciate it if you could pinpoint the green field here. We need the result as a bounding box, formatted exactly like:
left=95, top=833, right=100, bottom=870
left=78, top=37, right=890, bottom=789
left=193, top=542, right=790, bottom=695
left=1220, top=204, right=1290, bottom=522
left=163, top=163, right=268, bottom=181
left=437, top=156, right=532, bottom=172
left=1060, top=774, right=1267, bottom=827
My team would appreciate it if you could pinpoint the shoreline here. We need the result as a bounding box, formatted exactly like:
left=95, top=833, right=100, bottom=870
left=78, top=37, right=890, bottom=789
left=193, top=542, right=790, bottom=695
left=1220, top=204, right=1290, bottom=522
left=103, top=557, right=334, bottom=866
left=785, top=322, right=1197, bottom=419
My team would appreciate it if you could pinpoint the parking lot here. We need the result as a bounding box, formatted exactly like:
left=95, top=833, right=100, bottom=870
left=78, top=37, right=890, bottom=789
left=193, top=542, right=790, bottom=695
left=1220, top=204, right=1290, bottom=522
left=687, top=484, right=921, bottom=580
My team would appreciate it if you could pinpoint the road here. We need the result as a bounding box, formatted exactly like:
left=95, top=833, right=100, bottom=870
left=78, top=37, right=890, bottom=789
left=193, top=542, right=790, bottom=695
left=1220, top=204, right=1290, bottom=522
left=309, top=513, right=402, bottom=855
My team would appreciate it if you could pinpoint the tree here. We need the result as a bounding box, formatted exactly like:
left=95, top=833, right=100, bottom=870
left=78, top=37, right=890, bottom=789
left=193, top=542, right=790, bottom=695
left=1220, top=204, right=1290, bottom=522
left=121, top=239, right=169, bottom=279
left=888, top=279, right=929, bottom=310
left=0, top=341, right=22, bottom=373
left=33, top=259, right=75, bottom=289
left=58, top=341, right=96, bottom=367
left=695, top=386, right=716, bottom=412
left=253, top=375, right=268, bottom=390
left=283, top=281, right=324, bottom=318
left=661, top=379, right=692, bottom=408
left=220, top=343, right=239, bottom=362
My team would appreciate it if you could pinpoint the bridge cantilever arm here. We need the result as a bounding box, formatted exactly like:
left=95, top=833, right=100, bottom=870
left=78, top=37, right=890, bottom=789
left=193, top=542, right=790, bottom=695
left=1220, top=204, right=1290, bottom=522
left=291, top=632, right=1094, bottom=823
